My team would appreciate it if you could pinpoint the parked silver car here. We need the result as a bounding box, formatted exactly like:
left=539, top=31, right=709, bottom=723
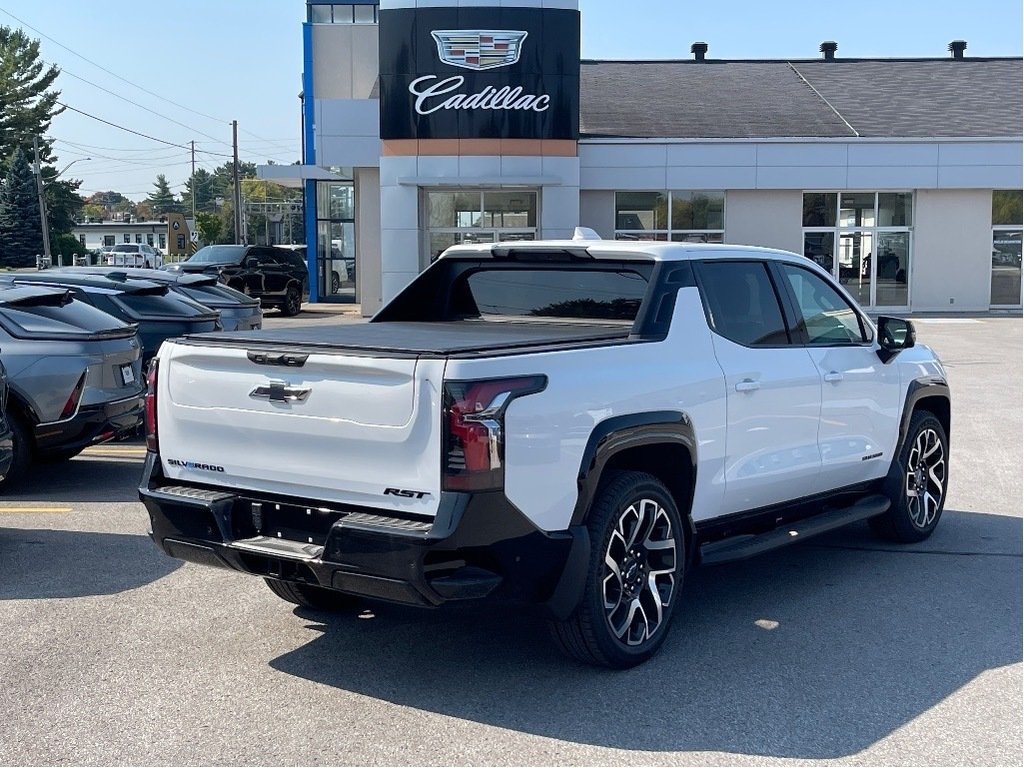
left=68, top=268, right=262, bottom=332
left=0, top=284, right=145, bottom=487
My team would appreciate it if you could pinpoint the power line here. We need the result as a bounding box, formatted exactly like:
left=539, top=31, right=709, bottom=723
left=55, top=101, right=233, bottom=157
left=0, top=5, right=303, bottom=157
left=0, top=5, right=226, bottom=125
left=50, top=61, right=235, bottom=148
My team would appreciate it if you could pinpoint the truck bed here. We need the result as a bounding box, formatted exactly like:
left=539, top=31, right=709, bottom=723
left=183, top=320, right=635, bottom=357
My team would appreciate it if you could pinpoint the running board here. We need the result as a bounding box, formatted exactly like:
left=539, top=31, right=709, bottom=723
left=699, top=494, right=890, bottom=566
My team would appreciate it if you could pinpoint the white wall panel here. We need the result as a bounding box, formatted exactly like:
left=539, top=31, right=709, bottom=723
left=756, top=166, right=848, bottom=189
left=756, top=143, right=848, bottom=166
left=666, top=165, right=757, bottom=189
left=458, top=155, right=502, bottom=177
left=578, top=143, right=667, bottom=168
left=318, top=136, right=382, bottom=167
left=415, top=155, right=461, bottom=178
left=847, top=165, right=939, bottom=189
left=500, top=155, right=544, bottom=177
left=937, top=164, right=1024, bottom=189
left=911, top=189, right=993, bottom=311
left=665, top=143, right=758, bottom=166
left=541, top=156, right=580, bottom=186
left=724, top=190, right=802, bottom=253
left=847, top=143, right=938, bottom=167
left=580, top=165, right=667, bottom=190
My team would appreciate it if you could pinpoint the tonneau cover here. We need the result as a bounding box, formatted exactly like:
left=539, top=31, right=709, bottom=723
left=184, top=320, right=632, bottom=355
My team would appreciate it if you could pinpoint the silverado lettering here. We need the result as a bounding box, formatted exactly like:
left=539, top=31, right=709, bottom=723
left=167, top=459, right=225, bottom=473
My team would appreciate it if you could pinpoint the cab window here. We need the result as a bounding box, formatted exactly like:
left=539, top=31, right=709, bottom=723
left=696, top=261, right=790, bottom=347
left=781, top=264, right=869, bottom=345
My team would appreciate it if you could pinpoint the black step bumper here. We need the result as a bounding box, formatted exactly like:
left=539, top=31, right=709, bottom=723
left=138, top=453, right=588, bottom=614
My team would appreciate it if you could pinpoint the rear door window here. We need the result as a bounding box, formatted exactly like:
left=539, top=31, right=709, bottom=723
left=0, top=296, right=127, bottom=337
left=114, top=292, right=209, bottom=318
left=695, top=261, right=791, bottom=346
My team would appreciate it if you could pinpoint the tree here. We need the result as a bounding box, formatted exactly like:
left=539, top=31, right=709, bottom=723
left=211, top=160, right=257, bottom=198
left=195, top=211, right=222, bottom=245
left=53, top=232, right=87, bottom=263
left=146, top=174, right=180, bottom=215
left=0, top=147, right=43, bottom=267
left=0, top=27, right=61, bottom=173
left=44, top=177, right=84, bottom=236
left=81, top=203, right=105, bottom=221
left=184, top=168, right=217, bottom=214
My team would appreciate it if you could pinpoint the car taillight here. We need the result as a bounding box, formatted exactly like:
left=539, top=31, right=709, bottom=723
left=145, top=360, right=159, bottom=452
left=443, top=376, right=546, bottom=492
left=60, top=373, right=87, bottom=420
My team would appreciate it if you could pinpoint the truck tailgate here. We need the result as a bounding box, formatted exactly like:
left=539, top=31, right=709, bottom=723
left=157, top=341, right=443, bottom=514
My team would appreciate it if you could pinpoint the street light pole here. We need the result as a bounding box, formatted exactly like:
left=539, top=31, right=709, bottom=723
left=32, top=144, right=90, bottom=267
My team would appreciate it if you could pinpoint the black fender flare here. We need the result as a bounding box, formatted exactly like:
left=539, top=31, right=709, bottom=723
left=570, top=411, right=698, bottom=529
left=899, top=377, right=951, bottom=448
left=546, top=411, right=699, bottom=620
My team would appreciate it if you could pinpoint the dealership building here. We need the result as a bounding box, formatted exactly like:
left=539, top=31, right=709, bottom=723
left=259, top=0, right=1023, bottom=314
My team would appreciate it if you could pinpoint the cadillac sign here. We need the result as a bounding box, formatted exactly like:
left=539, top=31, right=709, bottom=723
left=379, top=7, right=580, bottom=141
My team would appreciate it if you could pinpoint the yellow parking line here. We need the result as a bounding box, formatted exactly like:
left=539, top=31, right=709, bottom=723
left=0, top=507, right=73, bottom=514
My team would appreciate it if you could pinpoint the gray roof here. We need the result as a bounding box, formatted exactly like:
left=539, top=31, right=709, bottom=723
left=579, top=58, right=1023, bottom=139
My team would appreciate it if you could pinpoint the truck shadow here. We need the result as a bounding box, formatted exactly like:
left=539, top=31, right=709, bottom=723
left=269, top=509, right=1022, bottom=759
left=3, top=454, right=144, bottom=504
left=0, top=528, right=181, bottom=600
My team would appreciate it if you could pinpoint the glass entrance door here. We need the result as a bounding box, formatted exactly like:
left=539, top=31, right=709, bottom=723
left=424, top=189, right=538, bottom=266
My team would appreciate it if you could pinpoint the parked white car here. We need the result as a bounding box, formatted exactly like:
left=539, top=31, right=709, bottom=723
left=139, top=236, right=951, bottom=668
left=106, top=243, right=164, bottom=269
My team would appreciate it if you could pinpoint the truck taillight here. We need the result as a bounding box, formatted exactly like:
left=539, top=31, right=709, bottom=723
left=443, top=376, right=546, bottom=492
left=145, top=360, right=159, bottom=452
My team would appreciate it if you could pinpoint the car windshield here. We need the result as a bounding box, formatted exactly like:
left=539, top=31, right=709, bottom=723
left=187, top=245, right=246, bottom=265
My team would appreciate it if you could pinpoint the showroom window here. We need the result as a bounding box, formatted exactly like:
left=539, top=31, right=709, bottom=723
left=424, top=189, right=538, bottom=266
left=991, top=190, right=1022, bottom=307
left=801, top=191, right=913, bottom=308
left=316, top=179, right=356, bottom=302
left=308, top=3, right=378, bottom=24
left=614, top=190, right=725, bottom=243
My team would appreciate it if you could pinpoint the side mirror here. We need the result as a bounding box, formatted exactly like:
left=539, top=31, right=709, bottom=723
left=876, top=316, right=916, bottom=363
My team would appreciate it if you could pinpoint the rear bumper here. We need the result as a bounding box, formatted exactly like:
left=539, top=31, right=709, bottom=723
left=34, top=394, right=144, bottom=455
left=138, top=454, right=588, bottom=613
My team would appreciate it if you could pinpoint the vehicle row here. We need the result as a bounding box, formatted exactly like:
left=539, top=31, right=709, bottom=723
left=0, top=266, right=265, bottom=490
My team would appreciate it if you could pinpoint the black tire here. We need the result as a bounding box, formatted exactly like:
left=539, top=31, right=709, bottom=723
left=1, top=412, right=33, bottom=490
left=548, top=471, right=686, bottom=669
left=264, top=578, right=360, bottom=612
left=280, top=284, right=302, bottom=316
left=331, top=271, right=340, bottom=293
left=870, top=410, right=949, bottom=543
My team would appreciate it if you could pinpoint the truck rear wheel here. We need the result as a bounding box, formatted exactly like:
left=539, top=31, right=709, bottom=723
left=549, top=471, right=685, bottom=668
left=264, top=578, right=360, bottom=612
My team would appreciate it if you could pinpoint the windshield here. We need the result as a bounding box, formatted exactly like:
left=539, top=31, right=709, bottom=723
left=187, top=245, right=246, bottom=265
left=0, top=297, right=131, bottom=338
left=114, top=292, right=214, bottom=319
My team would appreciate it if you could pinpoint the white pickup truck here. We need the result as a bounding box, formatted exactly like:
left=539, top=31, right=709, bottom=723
left=140, top=237, right=951, bottom=668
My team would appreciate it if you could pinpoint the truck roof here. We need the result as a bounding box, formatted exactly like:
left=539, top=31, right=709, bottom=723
left=440, top=238, right=805, bottom=264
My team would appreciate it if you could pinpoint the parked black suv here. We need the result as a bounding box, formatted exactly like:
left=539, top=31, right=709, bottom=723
left=164, top=245, right=309, bottom=316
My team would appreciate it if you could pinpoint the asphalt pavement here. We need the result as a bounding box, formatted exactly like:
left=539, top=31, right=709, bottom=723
left=0, top=313, right=1020, bottom=766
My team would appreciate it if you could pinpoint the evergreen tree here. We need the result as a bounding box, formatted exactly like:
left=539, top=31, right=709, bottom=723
left=184, top=168, right=218, bottom=213
left=146, top=174, right=180, bottom=215
left=0, top=147, right=43, bottom=267
left=0, top=27, right=61, bottom=175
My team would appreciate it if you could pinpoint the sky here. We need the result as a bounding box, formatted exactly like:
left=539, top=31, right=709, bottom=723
left=0, top=0, right=1020, bottom=203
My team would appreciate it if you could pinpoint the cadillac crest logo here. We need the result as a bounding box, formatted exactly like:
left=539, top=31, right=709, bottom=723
left=430, top=30, right=528, bottom=70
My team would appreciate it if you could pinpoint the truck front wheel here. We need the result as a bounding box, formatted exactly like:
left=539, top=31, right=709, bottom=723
left=549, top=471, right=685, bottom=668
left=264, top=578, right=360, bottom=612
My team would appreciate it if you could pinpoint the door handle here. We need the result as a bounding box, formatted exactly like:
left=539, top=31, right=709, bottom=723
left=823, top=371, right=845, bottom=383
left=734, top=379, right=761, bottom=392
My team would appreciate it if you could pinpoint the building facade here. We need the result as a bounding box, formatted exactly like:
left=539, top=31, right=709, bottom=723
left=260, top=0, right=1023, bottom=314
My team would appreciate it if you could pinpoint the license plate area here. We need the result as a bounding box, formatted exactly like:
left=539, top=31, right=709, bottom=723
left=230, top=498, right=346, bottom=546
left=120, top=363, right=135, bottom=385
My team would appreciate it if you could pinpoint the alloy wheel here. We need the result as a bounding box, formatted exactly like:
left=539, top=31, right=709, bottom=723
left=602, top=498, right=678, bottom=646
left=905, top=427, right=946, bottom=528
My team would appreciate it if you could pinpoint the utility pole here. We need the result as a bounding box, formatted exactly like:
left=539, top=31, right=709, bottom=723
left=232, top=120, right=243, bottom=244
left=190, top=140, right=196, bottom=221
left=32, top=136, right=52, bottom=263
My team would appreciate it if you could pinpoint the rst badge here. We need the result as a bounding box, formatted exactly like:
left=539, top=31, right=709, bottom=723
left=431, top=30, right=527, bottom=71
